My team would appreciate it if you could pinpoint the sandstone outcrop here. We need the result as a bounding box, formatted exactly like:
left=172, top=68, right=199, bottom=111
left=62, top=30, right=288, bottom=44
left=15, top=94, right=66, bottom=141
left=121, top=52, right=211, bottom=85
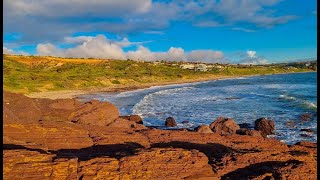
left=209, top=117, right=240, bottom=135
left=68, top=100, right=119, bottom=126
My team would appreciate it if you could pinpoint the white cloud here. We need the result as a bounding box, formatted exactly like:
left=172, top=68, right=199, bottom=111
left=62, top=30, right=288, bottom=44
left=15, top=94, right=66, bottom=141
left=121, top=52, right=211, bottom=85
left=5, top=0, right=152, bottom=18
left=37, top=35, right=127, bottom=59
left=3, top=46, right=29, bottom=55
left=36, top=43, right=63, bottom=56
left=3, top=47, right=14, bottom=54
left=127, top=46, right=186, bottom=61
left=238, top=50, right=268, bottom=65
left=64, top=36, right=94, bottom=44
left=187, top=50, right=224, bottom=63
left=127, top=45, right=156, bottom=61
left=232, top=27, right=256, bottom=33
left=212, top=0, right=297, bottom=28
left=193, top=21, right=222, bottom=27
left=246, top=50, right=257, bottom=58
left=36, top=34, right=224, bottom=63
left=4, top=0, right=297, bottom=44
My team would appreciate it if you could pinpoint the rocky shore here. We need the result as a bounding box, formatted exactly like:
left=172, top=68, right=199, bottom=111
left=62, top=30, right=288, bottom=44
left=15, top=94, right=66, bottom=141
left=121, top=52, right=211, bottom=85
left=3, top=91, right=317, bottom=179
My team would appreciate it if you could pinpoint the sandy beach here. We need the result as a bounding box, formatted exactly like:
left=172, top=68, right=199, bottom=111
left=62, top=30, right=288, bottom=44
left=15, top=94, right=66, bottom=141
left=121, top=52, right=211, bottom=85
left=26, top=75, right=236, bottom=99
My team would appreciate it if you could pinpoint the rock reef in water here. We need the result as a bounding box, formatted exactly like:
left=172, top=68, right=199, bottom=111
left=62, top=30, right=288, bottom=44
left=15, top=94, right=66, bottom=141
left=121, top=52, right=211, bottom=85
left=3, top=91, right=317, bottom=179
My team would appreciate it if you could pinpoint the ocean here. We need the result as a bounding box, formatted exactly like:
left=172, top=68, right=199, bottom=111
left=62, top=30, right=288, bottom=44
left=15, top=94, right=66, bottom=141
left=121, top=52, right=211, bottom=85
left=79, top=72, right=317, bottom=145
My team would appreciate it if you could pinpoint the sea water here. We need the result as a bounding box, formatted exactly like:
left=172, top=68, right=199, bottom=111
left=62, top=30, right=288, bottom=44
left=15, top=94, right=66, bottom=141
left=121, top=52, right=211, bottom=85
left=80, top=72, right=317, bottom=145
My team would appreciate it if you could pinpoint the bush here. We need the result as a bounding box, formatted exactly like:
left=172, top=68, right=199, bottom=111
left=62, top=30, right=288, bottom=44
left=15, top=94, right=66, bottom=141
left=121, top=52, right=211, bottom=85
left=111, top=80, right=121, bottom=84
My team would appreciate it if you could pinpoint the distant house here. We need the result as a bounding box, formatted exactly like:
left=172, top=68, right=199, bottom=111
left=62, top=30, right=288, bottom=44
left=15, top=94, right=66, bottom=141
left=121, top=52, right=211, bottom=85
left=194, top=64, right=207, bottom=72
left=153, top=61, right=161, bottom=65
left=180, top=64, right=195, bottom=70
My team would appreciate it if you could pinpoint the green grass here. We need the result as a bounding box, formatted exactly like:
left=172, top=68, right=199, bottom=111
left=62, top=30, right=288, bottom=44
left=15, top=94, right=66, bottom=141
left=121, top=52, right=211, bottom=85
left=3, top=55, right=315, bottom=94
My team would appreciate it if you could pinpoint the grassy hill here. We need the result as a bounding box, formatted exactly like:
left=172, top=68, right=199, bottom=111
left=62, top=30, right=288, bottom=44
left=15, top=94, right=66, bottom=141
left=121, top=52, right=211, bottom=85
left=3, top=54, right=315, bottom=94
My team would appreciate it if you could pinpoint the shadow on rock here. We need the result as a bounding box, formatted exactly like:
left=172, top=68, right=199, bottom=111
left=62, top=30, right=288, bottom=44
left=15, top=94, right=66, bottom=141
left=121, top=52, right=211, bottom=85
left=4, top=142, right=145, bottom=161
left=3, top=144, right=50, bottom=154
left=221, top=160, right=303, bottom=180
left=151, top=141, right=261, bottom=165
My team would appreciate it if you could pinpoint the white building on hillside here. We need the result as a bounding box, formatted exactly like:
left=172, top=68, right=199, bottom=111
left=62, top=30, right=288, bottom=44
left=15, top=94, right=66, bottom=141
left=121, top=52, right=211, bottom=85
left=194, top=64, right=207, bottom=72
left=180, top=64, right=195, bottom=70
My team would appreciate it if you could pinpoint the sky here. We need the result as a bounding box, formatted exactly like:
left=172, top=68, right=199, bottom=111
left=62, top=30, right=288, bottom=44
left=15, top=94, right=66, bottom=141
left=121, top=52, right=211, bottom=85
left=3, top=0, right=317, bottom=64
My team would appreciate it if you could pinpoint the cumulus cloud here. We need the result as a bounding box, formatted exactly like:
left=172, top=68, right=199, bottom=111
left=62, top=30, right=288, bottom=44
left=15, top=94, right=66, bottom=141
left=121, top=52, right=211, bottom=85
left=238, top=50, right=268, bottom=65
left=246, top=50, right=257, bottom=58
left=36, top=34, right=224, bottom=63
left=3, top=46, right=29, bottom=55
left=38, top=35, right=126, bottom=59
left=127, top=46, right=156, bottom=61
left=4, top=0, right=297, bottom=44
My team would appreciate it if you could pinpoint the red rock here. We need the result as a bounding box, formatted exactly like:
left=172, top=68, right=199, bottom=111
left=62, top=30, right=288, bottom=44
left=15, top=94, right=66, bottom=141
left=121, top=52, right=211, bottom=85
left=299, top=113, right=313, bottom=121
left=254, top=118, right=275, bottom=138
left=165, top=117, right=177, bottom=127
left=3, top=91, right=42, bottom=123
left=194, top=125, right=213, bottom=133
left=120, top=115, right=143, bottom=124
left=236, top=128, right=262, bottom=137
left=119, top=148, right=215, bottom=179
left=107, top=118, right=147, bottom=130
left=209, top=117, right=240, bottom=135
left=68, top=100, right=119, bottom=126
left=2, top=92, right=317, bottom=179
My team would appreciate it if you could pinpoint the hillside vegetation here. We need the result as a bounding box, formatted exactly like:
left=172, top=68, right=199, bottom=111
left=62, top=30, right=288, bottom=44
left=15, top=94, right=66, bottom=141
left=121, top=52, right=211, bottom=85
left=3, top=54, right=315, bottom=94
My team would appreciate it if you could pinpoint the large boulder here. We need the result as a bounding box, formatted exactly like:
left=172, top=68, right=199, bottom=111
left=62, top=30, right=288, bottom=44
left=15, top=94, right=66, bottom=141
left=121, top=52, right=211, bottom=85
left=165, top=117, right=177, bottom=127
left=120, top=115, right=143, bottom=124
left=194, top=125, right=212, bottom=133
left=69, top=100, right=119, bottom=126
left=209, top=117, right=240, bottom=135
left=254, top=118, right=275, bottom=138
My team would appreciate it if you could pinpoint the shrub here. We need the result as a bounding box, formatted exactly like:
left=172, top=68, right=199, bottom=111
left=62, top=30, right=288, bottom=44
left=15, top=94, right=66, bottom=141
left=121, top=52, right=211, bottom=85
left=111, top=80, right=121, bottom=84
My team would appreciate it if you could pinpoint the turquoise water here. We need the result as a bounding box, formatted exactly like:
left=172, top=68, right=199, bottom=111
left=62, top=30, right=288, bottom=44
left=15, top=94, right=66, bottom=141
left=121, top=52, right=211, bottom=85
left=80, top=72, right=317, bottom=144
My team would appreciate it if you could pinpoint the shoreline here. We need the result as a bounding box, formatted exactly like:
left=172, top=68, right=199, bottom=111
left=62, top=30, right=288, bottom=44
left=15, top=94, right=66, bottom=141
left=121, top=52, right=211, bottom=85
left=26, top=71, right=315, bottom=99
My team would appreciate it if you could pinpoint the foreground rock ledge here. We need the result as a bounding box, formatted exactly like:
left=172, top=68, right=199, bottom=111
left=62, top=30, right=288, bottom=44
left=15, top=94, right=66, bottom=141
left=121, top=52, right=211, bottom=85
left=3, top=92, right=317, bottom=180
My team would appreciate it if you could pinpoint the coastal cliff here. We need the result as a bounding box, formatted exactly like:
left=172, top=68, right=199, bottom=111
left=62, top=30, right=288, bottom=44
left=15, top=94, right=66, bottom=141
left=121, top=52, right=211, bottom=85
left=3, top=91, right=317, bottom=179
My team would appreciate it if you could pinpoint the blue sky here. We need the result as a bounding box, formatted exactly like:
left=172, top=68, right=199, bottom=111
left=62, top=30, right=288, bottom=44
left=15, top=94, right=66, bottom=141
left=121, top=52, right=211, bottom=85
left=3, top=0, right=317, bottom=64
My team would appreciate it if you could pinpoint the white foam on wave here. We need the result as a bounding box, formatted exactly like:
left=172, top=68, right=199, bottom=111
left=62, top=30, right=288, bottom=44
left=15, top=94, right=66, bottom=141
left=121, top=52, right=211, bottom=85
left=132, top=86, right=195, bottom=116
left=279, top=94, right=296, bottom=100
left=303, top=101, right=317, bottom=109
